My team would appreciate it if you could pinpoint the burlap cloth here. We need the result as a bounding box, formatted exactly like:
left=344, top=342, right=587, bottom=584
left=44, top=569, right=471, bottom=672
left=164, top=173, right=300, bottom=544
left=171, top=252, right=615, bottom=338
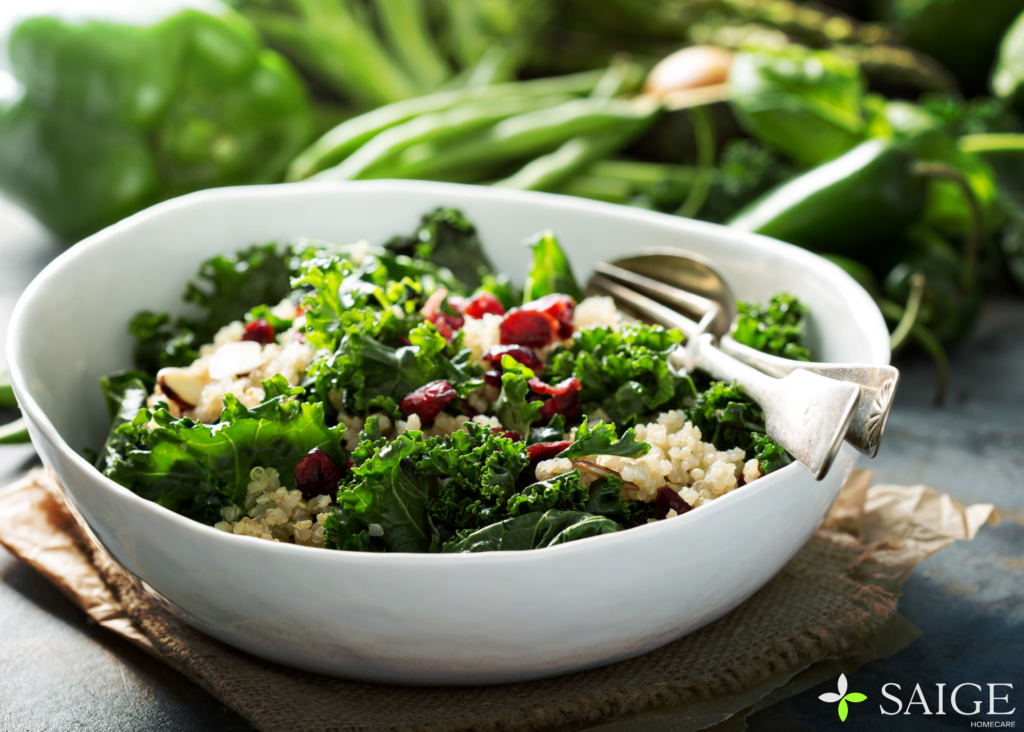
left=0, top=468, right=997, bottom=732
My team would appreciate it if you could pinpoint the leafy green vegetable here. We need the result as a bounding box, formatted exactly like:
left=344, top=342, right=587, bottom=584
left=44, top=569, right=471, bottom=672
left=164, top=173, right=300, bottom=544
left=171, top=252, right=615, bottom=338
left=478, top=272, right=521, bottom=310
left=732, top=293, right=812, bottom=361
left=383, top=207, right=496, bottom=289
left=336, top=418, right=434, bottom=553
left=729, top=46, right=866, bottom=167
left=441, top=509, right=619, bottom=553
left=993, top=10, right=1024, bottom=107
left=752, top=433, right=793, bottom=475
left=545, top=323, right=694, bottom=426
left=699, top=139, right=794, bottom=224
left=583, top=475, right=631, bottom=524
left=314, top=324, right=481, bottom=418
left=95, top=371, right=152, bottom=474
left=421, top=422, right=529, bottom=527
left=104, top=375, right=346, bottom=524
left=130, top=243, right=292, bottom=374
left=556, top=416, right=650, bottom=460
left=527, top=413, right=566, bottom=445
left=493, top=355, right=543, bottom=437
left=689, top=381, right=766, bottom=453
left=522, top=229, right=583, bottom=303
left=322, top=508, right=374, bottom=552
left=506, top=471, right=589, bottom=517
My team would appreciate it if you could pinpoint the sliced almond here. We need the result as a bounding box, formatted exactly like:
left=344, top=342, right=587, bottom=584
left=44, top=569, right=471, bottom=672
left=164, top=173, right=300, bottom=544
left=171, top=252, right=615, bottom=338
left=208, top=340, right=264, bottom=380
left=157, top=368, right=206, bottom=408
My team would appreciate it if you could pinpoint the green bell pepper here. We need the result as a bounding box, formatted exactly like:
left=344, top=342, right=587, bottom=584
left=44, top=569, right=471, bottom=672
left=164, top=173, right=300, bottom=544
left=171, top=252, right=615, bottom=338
left=0, top=4, right=313, bottom=242
left=725, top=139, right=928, bottom=258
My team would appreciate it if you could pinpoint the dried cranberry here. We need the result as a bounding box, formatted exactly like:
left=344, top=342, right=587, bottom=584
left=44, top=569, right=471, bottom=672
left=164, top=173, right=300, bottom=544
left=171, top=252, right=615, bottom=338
left=522, top=294, right=575, bottom=339
left=420, top=289, right=463, bottom=340
left=655, top=485, right=691, bottom=519
left=526, top=440, right=573, bottom=462
left=294, top=447, right=344, bottom=498
left=461, top=291, right=506, bottom=319
left=528, top=377, right=582, bottom=425
left=399, top=380, right=458, bottom=424
left=528, top=377, right=582, bottom=423
left=242, top=317, right=275, bottom=345
left=483, top=369, right=503, bottom=389
left=491, top=427, right=523, bottom=442
left=499, top=308, right=558, bottom=349
left=482, top=344, right=545, bottom=372
left=737, top=474, right=747, bottom=488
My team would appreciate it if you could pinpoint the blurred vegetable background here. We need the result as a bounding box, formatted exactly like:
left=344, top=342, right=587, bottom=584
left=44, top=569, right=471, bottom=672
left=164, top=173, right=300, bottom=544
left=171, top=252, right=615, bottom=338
left=2, top=0, right=1024, bottom=406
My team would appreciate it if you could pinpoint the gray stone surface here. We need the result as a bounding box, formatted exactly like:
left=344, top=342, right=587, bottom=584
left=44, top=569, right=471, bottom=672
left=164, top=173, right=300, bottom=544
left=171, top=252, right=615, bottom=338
left=1, top=195, right=1020, bottom=730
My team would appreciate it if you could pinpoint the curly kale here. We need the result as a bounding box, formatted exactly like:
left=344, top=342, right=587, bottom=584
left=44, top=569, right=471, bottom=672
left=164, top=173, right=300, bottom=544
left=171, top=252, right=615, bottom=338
left=492, top=355, right=543, bottom=438
left=441, top=510, right=620, bottom=553
left=421, top=422, right=530, bottom=528
left=103, top=375, right=347, bottom=524
left=732, top=293, right=812, bottom=362
left=383, top=207, right=496, bottom=290
left=689, top=381, right=767, bottom=453
left=752, top=433, right=795, bottom=475
left=130, top=243, right=292, bottom=374
left=545, top=323, right=695, bottom=427
left=556, top=416, right=650, bottom=460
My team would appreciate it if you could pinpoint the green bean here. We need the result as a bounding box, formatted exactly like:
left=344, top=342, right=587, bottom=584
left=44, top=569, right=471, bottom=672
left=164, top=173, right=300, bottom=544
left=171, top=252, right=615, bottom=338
left=0, top=371, right=16, bottom=409
left=585, top=160, right=698, bottom=187
left=375, top=0, right=453, bottom=91
left=317, top=94, right=578, bottom=181
left=0, top=417, right=29, bottom=445
left=556, top=174, right=635, bottom=203
left=288, top=69, right=607, bottom=181
left=494, top=131, right=638, bottom=192
left=243, top=7, right=417, bottom=110
left=385, top=97, right=662, bottom=182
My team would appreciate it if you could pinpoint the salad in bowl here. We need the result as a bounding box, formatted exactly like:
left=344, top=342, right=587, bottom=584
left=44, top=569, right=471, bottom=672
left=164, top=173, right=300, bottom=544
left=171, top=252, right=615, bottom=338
left=96, top=207, right=808, bottom=555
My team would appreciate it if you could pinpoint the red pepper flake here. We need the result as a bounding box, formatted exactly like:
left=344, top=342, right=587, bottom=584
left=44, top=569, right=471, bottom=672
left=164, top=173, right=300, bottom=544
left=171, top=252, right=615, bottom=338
left=294, top=447, right=344, bottom=498
left=522, top=293, right=576, bottom=339
left=499, top=308, right=558, bottom=349
left=242, top=318, right=275, bottom=345
left=398, top=380, right=458, bottom=424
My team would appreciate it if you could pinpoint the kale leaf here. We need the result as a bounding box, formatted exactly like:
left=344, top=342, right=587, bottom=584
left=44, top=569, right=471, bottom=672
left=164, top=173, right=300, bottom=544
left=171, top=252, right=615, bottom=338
left=336, top=418, right=434, bottom=553
left=441, top=510, right=620, bottom=553
left=322, top=508, right=374, bottom=552
left=131, top=244, right=292, bottom=374
left=493, top=355, right=543, bottom=438
left=545, top=323, right=695, bottom=426
left=752, top=433, right=794, bottom=475
left=689, top=381, right=766, bottom=452
left=421, top=421, right=530, bottom=527
left=527, top=414, right=566, bottom=445
left=732, top=293, right=812, bottom=361
left=522, top=230, right=583, bottom=303
left=103, top=375, right=346, bottom=524
left=584, top=475, right=632, bottom=524
left=95, top=371, right=152, bottom=474
left=506, top=471, right=589, bottom=517
left=383, top=207, right=495, bottom=290
left=556, top=416, right=650, bottom=460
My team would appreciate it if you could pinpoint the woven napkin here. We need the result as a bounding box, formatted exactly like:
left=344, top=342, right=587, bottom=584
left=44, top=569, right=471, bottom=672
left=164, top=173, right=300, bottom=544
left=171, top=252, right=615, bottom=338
left=0, top=468, right=997, bottom=732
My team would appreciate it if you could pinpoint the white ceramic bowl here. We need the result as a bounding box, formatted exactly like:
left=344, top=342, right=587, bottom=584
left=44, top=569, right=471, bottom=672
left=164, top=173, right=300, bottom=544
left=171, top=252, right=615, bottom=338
left=7, top=181, right=889, bottom=685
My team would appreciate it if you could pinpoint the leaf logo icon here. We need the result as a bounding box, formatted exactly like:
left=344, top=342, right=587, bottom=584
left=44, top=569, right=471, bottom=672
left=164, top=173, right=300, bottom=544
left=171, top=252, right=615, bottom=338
left=819, top=674, right=867, bottom=721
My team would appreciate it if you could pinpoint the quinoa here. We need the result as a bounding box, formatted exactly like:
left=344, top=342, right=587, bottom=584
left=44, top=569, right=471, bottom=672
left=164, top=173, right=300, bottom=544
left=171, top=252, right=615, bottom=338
left=537, top=409, right=764, bottom=513
left=214, top=467, right=332, bottom=546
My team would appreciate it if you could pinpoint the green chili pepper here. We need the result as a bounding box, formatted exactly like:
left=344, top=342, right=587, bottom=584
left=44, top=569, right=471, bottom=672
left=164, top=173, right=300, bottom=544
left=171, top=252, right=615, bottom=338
left=726, top=139, right=928, bottom=258
left=0, top=5, right=313, bottom=242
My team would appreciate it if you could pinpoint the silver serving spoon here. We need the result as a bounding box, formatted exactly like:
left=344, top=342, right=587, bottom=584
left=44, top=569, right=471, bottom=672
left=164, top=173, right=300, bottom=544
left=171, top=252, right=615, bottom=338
left=588, top=274, right=859, bottom=481
left=592, top=249, right=899, bottom=458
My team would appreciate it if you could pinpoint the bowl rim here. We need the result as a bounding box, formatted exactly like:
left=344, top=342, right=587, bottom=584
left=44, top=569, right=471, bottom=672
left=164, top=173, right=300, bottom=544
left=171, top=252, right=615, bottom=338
left=6, top=180, right=887, bottom=566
